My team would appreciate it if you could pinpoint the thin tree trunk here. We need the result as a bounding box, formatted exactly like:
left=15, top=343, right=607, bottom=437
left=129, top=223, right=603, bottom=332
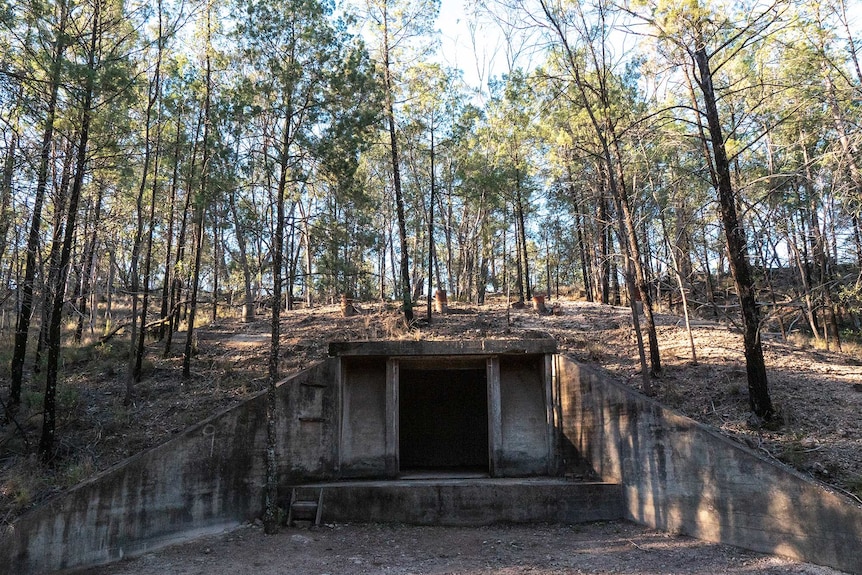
left=786, top=215, right=819, bottom=337
left=129, top=7, right=164, bottom=400
left=568, top=173, right=592, bottom=302
left=35, top=138, right=74, bottom=373
left=598, top=179, right=610, bottom=304
left=263, top=88, right=295, bottom=543
left=695, top=47, right=774, bottom=421
left=10, top=4, right=68, bottom=406
left=75, top=184, right=105, bottom=342
left=801, top=132, right=840, bottom=350
left=40, top=0, right=98, bottom=459
left=853, top=214, right=862, bottom=271
left=212, top=204, right=220, bottom=322
left=183, top=8, right=212, bottom=379
left=513, top=203, right=525, bottom=303
left=166, top=107, right=202, bottom=357
left=515, top=169, right=531, bottom=300
left=382, top=9, right=412, bottom=323
left=159, top=110, right=183, bottom=339
left=427, top=126, right=435, bottom=322
left=0, top=125, right=17, bottom=268
left=230, top=190, right=255, bottom=323
left=657, top=196, right=697, bottom=364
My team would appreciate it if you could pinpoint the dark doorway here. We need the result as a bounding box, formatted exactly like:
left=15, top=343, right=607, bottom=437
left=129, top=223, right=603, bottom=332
left=399, top=368, right=488, bottom=472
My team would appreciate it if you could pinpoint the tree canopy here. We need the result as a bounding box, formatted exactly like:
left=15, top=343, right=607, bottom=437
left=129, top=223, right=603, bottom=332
left=3, top=0, right=862, bottom=454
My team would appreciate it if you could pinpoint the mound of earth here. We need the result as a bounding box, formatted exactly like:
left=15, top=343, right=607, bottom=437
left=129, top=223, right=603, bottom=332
left=2, top=298, right=861, bottom=569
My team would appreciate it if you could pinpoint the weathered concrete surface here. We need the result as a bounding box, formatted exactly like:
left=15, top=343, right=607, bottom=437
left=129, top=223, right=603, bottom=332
left=300, top=478, right=623, bottom=526
left=498, top=356, right=549, bottom=475
left=340, top=358, right=388, bottom=477
left=557, top=354, right=862, bottom=574
left=10, top=344, right=857, bottom=575
left=0, top=360, right=338, bottom=575
left=329, top=338, right=557, bottom=357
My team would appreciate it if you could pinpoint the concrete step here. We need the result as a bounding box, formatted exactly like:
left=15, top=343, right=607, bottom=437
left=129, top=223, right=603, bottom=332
left=289, top=477, right=624, bottom=526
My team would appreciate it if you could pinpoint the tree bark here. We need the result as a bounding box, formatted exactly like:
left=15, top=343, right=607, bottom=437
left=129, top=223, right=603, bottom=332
left=382, top=8, right=413, bottom=323
left=130, top=5, right=164, bottom=400
left=183, top=8, right=212, bottom=379
left=0, top=124, right=17, bottom=269
left=515, top=169, right=531, bottom=300
left=159, top=110, right=183, bottom=339
left=35, top=138, right=74, bottom=373
left=426, top=126, right=435, bottom=322
left=9, top=4, right=68, bottom=406
left=165, top=109, right=202, bottom=358
left=695, top=47, right=774, bottom=421
left=40, top=0, right=98, bottom=460
left=75, top=184, right=105, bottom=342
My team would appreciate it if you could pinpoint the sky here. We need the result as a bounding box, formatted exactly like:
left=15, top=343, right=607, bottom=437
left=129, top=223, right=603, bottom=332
left=435, top=0, right=507, bottom=92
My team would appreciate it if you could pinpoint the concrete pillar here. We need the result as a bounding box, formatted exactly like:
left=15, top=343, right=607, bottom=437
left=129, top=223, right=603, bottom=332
left=385, top=358, right=399, bottom=477
left=486, top=356, right=502, bottom=477
left=544, top=353, right=558, bottom=474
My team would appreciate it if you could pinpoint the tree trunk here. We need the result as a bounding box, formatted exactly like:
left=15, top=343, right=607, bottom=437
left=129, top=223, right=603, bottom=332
left=263, top=91, right=295, bottom=544
left=129, top=9, right=164, bottom=400
left=40, top=0, right=98, bottom=460
left=159, top=110, right=183, bottom=339
left=75, top=184, right=105, bottom=342
left=598, top=179, right=610, bottom=304
left=230, top=190, right=255, bottom=323
left=568, top=174, right=592, bottom=302
left=657, top=196, right=697, bottom=364
left=183, top=10, right=212, bottom=379
left=10, top=5, right=68, bottom=406
left=212, top=205, right=220, bottom=322
left=515, top=170, right=531, bottom=300
left=695, top=47, right=774, bottom=421
left=35, top=138, right=74, bottom=373
left=513, top=205, right=525, bottom=303
left=802, top=171, right=840, bottom=350
left=426, top=126, right=435, bottom=322
left=612, top=143, right=662, bottom=377
left=0, top=125, right=17, bottom=268
left=382, top=12, right=412, bottom=323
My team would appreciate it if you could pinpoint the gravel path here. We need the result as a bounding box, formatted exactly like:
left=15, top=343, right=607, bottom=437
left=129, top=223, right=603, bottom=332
left=80, top=521, right=848, bottom=575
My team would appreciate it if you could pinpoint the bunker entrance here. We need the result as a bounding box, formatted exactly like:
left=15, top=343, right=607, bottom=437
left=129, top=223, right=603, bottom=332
left=398, top=367, right=489, bottom=473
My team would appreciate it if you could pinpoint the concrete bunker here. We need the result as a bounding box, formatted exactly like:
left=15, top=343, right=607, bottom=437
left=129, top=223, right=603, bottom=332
left=3, top=339, right=862, bottom=575
left=335, top=340, right=557, bottom=479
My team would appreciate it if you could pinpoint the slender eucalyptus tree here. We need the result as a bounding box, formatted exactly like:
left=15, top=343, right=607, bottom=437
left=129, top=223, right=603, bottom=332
left=362, top=0, right=440, bottom=322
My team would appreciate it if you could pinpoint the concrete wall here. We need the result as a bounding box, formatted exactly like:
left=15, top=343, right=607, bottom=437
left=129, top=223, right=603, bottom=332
left=557, top=354, right=862, bottom=574
left=498, top=356, right=549, bottom=475
left=0, top=360, right=338, bottom=575
left=339, top=358, right=388, bottom=477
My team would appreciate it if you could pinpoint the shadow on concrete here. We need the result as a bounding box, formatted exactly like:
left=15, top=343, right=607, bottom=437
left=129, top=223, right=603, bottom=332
left=556, top=354, right=861, bottom=573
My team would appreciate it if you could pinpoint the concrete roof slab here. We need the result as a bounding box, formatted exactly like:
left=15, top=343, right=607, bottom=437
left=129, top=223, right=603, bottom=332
left=328, top=339, right=557, bottom=357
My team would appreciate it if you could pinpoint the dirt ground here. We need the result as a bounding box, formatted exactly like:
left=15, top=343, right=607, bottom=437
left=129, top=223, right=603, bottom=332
left=79, top=521, right=846, bottom=575
left=3, top=297, right=862, bottom=573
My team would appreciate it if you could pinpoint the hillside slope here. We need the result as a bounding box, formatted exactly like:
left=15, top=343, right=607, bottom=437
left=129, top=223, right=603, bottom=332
left=2, top=298, right=861, bottom=527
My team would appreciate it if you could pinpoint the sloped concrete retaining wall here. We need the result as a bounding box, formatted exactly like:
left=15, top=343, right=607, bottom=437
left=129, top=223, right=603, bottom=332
left=0, top=360, right=338, bottom=575
left=557, top=354, right=862, bottom=574
left=5, top=349, right=862, bottom=575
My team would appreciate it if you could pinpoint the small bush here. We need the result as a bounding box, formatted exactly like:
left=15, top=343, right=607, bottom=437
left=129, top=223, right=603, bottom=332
left=23, top=390, right=44, bottom=410
left=61, top=457, right=95, bottom=489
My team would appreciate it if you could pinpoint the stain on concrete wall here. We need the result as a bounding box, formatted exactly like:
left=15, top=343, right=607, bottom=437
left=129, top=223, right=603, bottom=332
left=0, top=361, right=336, bottom=575
left=499, top=356, right=549, bottom=476
left=339, top=357, right=388, bottom=477
left=557, top=354, right=862, bottom=574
